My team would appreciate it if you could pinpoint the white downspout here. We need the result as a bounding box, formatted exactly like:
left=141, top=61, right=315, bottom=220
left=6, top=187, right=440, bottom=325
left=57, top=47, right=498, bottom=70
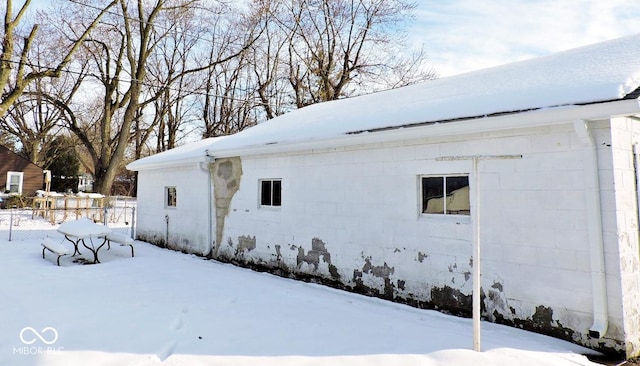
left=199, top=150, right=214, bottom=257
left=634, top=144, right=640, bottom=225
left=573, top=119, right=608, bottom=338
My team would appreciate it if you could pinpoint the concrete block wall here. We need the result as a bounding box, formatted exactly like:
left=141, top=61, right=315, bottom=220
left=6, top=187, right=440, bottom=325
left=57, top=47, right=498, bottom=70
left=136, top=165, right=211, bottom=254
left=609, top=116, right=640, bottom=357
left=132, top=120, right=636, bottom=355
left=216, top=122, right=626, bottom=353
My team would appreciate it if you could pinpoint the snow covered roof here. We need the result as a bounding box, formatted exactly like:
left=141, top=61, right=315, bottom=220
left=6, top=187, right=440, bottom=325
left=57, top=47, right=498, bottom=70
left=127, top=137, right=226, bottom=170
left=129, top=33, right=640, bottom=170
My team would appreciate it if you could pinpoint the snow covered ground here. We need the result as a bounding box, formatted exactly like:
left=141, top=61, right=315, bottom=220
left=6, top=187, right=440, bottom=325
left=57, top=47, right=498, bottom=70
left=0, top=237, right=605, bottom=366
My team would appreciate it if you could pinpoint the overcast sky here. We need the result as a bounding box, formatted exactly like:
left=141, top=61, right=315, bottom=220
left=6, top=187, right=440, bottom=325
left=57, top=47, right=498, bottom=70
left=412, top=0, right=640, bottom=77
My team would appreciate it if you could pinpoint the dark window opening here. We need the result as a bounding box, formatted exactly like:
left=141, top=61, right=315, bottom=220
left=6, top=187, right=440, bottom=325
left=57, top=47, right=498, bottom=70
left=422, top=176, right=470, bottom=215
left=166, top=186, right=177, bottom=207
left=260, top=179, right=281, bottom=207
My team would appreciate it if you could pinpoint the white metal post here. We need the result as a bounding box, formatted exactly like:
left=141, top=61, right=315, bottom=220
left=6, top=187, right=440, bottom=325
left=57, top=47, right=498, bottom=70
left=634, top=144, right=640, bottom=228
left=436, top=154, right=522, bottom=352
left=9, top=206, right=14, bottom=241
left=130, top=206, right=136, bottom=239
left=472, top=157, right=481, bottom=351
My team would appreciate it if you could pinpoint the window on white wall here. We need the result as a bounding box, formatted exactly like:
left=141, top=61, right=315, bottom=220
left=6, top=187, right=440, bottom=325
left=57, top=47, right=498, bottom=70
left=6, top=172, right=23, bottom=194
left=260, top=179, right=281, bottom=207
left=421, top=175, right=470, bottom=215
left=165, top=186, right=177, bottom=207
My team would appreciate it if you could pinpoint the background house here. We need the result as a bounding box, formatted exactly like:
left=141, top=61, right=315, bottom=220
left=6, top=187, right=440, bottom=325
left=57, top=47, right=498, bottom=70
left=0, top=145, right=44, bottom=197
left=128, top=34, right=640, bottom=357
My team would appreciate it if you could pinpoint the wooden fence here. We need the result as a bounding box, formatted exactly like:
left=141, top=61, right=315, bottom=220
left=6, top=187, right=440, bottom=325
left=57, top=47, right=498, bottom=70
left=31, top=196, right=134, bottom=224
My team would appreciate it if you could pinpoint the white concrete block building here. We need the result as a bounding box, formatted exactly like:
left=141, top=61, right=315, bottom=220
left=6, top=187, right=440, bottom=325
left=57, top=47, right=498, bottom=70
left=128, top=34, right=640, bottom=357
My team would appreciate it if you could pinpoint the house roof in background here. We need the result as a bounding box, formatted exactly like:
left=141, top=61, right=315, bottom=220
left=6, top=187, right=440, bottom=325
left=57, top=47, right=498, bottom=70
left=128, top=33, right=640, bottom=170
left=0, top=145, right=43, bottom=169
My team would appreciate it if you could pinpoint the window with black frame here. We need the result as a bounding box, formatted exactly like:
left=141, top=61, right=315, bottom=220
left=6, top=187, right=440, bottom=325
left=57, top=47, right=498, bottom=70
left=421, top=175, right=470, bottom=215
left=260, top=179, right=281, bottom=207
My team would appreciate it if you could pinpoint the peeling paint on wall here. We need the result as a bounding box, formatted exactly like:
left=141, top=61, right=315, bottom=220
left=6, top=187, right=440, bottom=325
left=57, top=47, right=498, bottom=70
left=417, top=252, right=428, bottom=263
left=363, top=259, right=394, bottom=278
left=297, top=238, right=328, bottom=269
left=236, top=235, right=256, bottom=256
left=490, top=302, right=577, bottom=346
left=354, top=257, right=396, bottom=299
left=463, top=271, right=471, bottom=281
left=274, top=244, right=282, bottom=261
left=484, top=281, right=510, bottom=322
left=430, top=285, right=472, bottom=316
left=211, top=157, right=242, bottom=257
left=523, top=305, right=576, bottom=342
left=295, top=238, right=339, bottom=279
left=197, top=231, right=606, bottom=355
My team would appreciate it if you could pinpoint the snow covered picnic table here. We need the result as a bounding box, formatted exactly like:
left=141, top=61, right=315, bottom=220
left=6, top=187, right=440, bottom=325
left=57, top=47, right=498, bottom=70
left=57, top=218, right=112, bottom=264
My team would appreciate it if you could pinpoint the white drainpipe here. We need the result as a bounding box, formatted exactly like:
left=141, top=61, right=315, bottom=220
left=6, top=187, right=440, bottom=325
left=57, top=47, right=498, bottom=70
left=634, top=144, right=640, bottom=225
left=199, top=150, right=215, bottom=257
left=573, top=119, right=608, bottom=338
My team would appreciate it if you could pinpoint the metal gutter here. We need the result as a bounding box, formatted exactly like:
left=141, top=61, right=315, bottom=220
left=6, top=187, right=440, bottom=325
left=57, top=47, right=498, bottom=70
left=127, top=155, right=206, bottom=172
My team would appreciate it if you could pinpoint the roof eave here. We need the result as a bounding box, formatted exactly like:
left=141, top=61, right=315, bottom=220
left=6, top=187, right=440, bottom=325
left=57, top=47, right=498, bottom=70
left=210, top=99, right=640, bottom=159
left=126, top=155, right=206, bottom=172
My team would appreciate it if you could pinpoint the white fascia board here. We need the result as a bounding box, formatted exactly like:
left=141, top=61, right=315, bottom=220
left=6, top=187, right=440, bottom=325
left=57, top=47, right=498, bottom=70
left=210, top=99, right=640, bottom=159
left=126, top=155, right=206, bottom=172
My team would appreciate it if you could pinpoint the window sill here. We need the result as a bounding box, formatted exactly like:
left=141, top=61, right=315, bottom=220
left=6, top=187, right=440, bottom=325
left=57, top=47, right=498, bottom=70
left=259, top=205, right=282, bottom=211
left=419, top=213, right=471, bottom=223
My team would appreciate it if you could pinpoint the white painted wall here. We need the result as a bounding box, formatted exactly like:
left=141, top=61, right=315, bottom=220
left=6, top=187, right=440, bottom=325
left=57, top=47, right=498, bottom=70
left=608, top=116, right=640, bottom=356
left=136, top=164, right=211, bottom=255
left=133, top=120, right=636, bottom=354
left=217, top=122, right=626, bottom=353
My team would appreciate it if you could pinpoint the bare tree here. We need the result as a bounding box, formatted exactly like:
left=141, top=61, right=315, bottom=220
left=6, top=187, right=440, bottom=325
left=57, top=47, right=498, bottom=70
left=249, top=0, right=436, bottom=112
left=60, top=0, right=260, bottom=194
left=201, top=57, right=258, bottom=138
left=246, top=0, right=291, bottom=120
left=201, top=39, right=259, bottom=137
left=1, top=90, right=63, bottom=165
left=58, top=0, right=169, bottom=195
left=145, top=2, right=207, bottom=152
left=0, top=30, right=91, bottom=166
left=1, top=0, right=435, bottom=197
left=0, top=0, right=116, bottom=118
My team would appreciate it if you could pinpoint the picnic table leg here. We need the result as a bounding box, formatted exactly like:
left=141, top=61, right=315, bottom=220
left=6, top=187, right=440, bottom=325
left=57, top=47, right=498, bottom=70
left=82, top=239, right=100, bottom=264
left=82, top=237, right=108, bottom=264
left=41, top=246, right=64, bottom=266
left=64, top=235, right=81, bottom=255
left=95, top=239, right=108, bottom=263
